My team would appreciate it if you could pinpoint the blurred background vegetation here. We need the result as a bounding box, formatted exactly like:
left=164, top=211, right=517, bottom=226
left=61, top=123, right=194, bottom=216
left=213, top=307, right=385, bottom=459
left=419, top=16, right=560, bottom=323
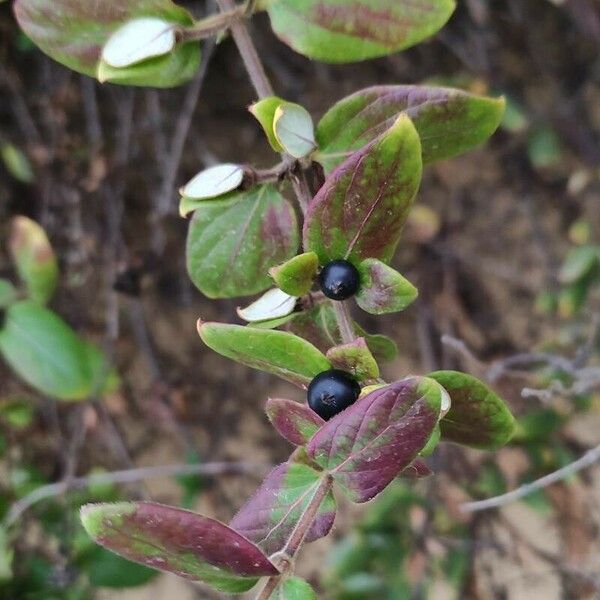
left=1, top=0, right=599, bottom=598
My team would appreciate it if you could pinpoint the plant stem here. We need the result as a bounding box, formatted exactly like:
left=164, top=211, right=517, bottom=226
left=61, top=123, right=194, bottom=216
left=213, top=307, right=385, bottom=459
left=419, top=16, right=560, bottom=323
left=179, top=8, right=244, bottom=41
left=216, top=0, right=274, bottom=98
left=333, top=300, right=356, bottom=344
left=256, top=475, right=334, bottom=599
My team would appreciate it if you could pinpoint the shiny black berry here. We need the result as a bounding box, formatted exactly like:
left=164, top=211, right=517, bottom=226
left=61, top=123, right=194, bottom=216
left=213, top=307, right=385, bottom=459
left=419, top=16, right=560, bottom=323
left=318, top=259, right=360, bottom=301
left=307, top=369, right=361, bottom=420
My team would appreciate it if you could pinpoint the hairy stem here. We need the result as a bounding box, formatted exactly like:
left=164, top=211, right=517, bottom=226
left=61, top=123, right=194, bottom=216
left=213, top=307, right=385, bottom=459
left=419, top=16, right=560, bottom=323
left=257, top=474, right=334, bottom=599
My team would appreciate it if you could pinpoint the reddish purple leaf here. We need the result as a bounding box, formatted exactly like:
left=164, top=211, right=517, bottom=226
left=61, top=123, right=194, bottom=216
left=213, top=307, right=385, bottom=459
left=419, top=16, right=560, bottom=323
left=306, top=377, right=443, bottom=502
left=303, top=114, right=422, bottom=265
left=230, top=462, right=335, bottom=556
left=81, top=502, right=278, bottom=593
left=317, top=85, right=505, bottom=170
left=266, top=398, right=325, bottom=446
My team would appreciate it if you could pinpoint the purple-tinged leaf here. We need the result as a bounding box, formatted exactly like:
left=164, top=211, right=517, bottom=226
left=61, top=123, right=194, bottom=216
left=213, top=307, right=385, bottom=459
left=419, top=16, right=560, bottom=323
left=264, top=0, right=455, bottom=64
left=9, top=216, right=58, bottom=305
left=14, top=0, right=200, bottom=87
left=80, top=502, right=278, bottom=593
left=186, top=185, right=299, bottom=299
left=316, top=85, right=505, bottom=171
left=428, top=371, right=516, bottom=450
left=230, top=462, right=335, bottom=556
left=398, top=458, right=432, bottom=480
left=356, top=258, right=418, bottom=315
left=303, top=114, right=422, bottom=265
left=325, top=338, right=379, bottom=381
left=266, top=398, right=325, bottom=446
left=306, top=377, right=443, bottom=503
left=197, top=321, right=331, bottom=387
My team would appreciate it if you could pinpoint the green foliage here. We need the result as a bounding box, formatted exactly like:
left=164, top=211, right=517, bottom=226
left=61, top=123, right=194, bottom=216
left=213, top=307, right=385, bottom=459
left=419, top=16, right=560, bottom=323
left=0, top=301, right=111, bottom=401
left=186, top=185, right=299, bottom=298
left=197, top=321, right=331, bottom=386
left=14, top=0, right=200, bottom=87
left=263, top=0, right=456, bottom=63
left=9, top=216, right=58, bottom=305
left=1, top=143, right=34, bottom=184
left=316, top=86, right=505, bottom=171
left=355, top=258, right=418, bottom=314
left=429, top=370, right=516, bottom=449
left=10, top=0, right=516, bottom=594
left=269, top=576, right=317, bottom=600
left=269, top=252, right=319, bottom=296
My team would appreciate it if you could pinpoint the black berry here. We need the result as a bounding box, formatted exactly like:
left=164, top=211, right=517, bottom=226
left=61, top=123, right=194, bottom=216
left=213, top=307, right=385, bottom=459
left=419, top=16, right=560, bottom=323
left=307, top=369, right=360, bottom=420
left=318, top=259, right=360, bottom=301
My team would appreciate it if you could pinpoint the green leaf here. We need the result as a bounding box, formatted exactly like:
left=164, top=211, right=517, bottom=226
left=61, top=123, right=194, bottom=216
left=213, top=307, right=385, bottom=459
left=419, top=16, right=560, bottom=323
left=0, top=279, right=18, bottom=309
left=528, top=126, right=562, bottom=169
left=264, top=0, right=455, bottom=63
left=558, top=245, right=599, bottom=284
left=269, top=576, right=317, bottom=600
left=428, top=370, right=516, bottom=449
left=325, top=337, right=379, bottom=380
left=0, top=397, right=34, bottom=429
left=14, top=0, right=200, bottom=87
left=304, top=114, right=422, bottom=265
left=1, top=143, right=34, bottom=183
left=273, top=102, right=316, bottom=158
left=0, top=301, right=96, bottom=401
left=356, top=258, right=418, bottom=314
left=80, top=502, right=278, bottom=593
left=9, top=216, right=58, bottom=305
left=269, top=252, right=319, bottom=296
left=250, top=97, right=286, bottom=152
left=186, top=185, right=299, bottom=298
left=230, top=462, right=335, bottom=555
left=86, top=547, right=158, bottom=588
left=197, top=321, right=331, bottom=387
left=316, top=85, right=505, bottom=171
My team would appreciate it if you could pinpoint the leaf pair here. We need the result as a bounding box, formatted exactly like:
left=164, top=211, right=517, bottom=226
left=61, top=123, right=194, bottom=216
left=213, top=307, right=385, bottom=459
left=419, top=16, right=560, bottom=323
left=1, top=217, right=116, bottom=401
left=265, top=252, right=418, bottom=317
left=16, top=0, right=456, bottom=89
left=0, top=301, right=117, bottom=401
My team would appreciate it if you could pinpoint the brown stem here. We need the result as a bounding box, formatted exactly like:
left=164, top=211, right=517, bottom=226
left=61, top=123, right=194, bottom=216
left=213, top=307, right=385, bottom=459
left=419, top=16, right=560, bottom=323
left=178, top=8, right=244, bottom=41
left=216, top=0, right=274, bottom=98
